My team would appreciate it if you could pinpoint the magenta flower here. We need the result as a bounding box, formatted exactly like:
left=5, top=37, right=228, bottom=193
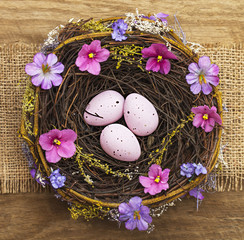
left=192, top=105, right=222, bottom=132
left=75, top=40, right=110, bottom=75
left=25, top=52, right=64, bottom=90
left=39, top=129, right=77, bottom=163
left=118, top=196, right=152, bottom=231
left=141, top=44, right=178, bottom=74
left=139, top=164, right=170, bottom=195
left=186, top=56, right=219, bottom=95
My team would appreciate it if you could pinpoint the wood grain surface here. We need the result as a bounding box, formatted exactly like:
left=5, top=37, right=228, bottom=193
left=0, top=0, right=243, bottom=44
left=0, top=192, right=243, bottom=240
left=0, top=0, right=244, bottom=239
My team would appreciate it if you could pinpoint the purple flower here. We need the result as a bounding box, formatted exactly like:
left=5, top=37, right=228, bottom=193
left=30, top=168, right=49, bottom=186
left=193, top=163, right=207, bottom=176
left=186, top=56, right=219, bottom=95
left=75, top=40, right=110, bottom=75
left=111, top=19, right=128, bottom=41
left=118, top=196, right=152, bottom=231
left=189, top=187, right=204, bottom=200
left=39, top=129, right=77, bottom=163
left=49, top=169, right=66, bottom=189
left=139, top=164, right=170, bottom=195
left=180, top=163, right=195, bottom=178
left=192, top=105, right=222, bottom=132
left=143, top=13, right=169, bottom=24
left=25, top=52, right=64, bottom=90
left=141, top=44, right=178, bottom=74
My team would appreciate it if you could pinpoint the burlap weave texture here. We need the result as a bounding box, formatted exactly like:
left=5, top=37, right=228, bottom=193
left=0, top=43, right=243, bottom=193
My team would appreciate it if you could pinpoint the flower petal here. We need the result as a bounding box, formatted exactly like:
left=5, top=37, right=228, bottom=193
left=206, top=64, right=219, bottom=76
left=186, top=73, right=198, bottom=84
left=139, top=206, right=152, bottom=222
left=188, top=62, right=200, bottom=74
left=47, top=129, right=62, bottom=139
left=210, top=113, right=222, bottom=125
left=87, top=60, right=101, bottom=75
left=95, top=48, right=110, bottom=62
left=40, top=77, right=52, bottom=90
left=156, top=13, right=169, bottom=18
left=50, top=73, right=63, bottom=87
left=145, top=58, right=160, bottom=72
left=33, top=52, right=46, bottom=67
left=61, top=129, right=77, bottom=142
left=141, top=45, right=157, bottom=58
left=193, top=114, right=203, bottom=128
left=125, top=219, right=137, bottom=231
left=89, top=40, right=102, bottom=53
left=76, top=56, right=89, bottom=71
left=25, top=63, right=42, bottom=76
left=162, top=50, right=178, bottom=60
left=160, top=168, right=170, bottom=182
left=191, top=105, right=209, bottom=114
left=51, top=62, right=64, bottom=74
left=205, top=75, right=219, bottom=86
left=39, top=133, right=54, bottom=151
left=159, top=59, right=171, bottom=74
left=139, top=176, right=153, bottom=188
left=45, top=147, right=61, bottom=163
left=31, top=73, right=44, bottom=87
left=119, top=202, right=131, bottom=216
left=137, top=218, right=149, bottom=231
left=57, top=141, right=76, bottom=158
left=204, top=118, right=215, bottom=132
left=201, top=83, right=213, bottom=95
left=148, top=164, right=161, bottom=178
left=78, top=44, right=90, bottom=57
left=198, top=56, right=211, bottom=71
left=46, top=53, right=58, bottom=66
left=128, top=196, right=142, bottom=211
left=190, top=82, right=202, bottom=94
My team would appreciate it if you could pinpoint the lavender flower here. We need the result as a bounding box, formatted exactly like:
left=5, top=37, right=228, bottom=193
left=186, top=56, right=219, bottom=95
left=180, top=163, right=195, bottom=178
left=25, top=52, right=64, bottom=90
left=49, top=169, right=66, bottom=189
left=193, top=163, right=207, bottom=176
left=189, top=187, right=204, bottom=200
left=111, top=19, right=128, bottom=41
left=119, top=196, right=152, bottom=231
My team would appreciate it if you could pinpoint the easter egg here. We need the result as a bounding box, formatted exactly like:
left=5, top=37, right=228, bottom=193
left=100, top=124, right=141, bottom=162
left=84, top=90, right=124, bottom=126
left=124, top=93, right=159, bottom=136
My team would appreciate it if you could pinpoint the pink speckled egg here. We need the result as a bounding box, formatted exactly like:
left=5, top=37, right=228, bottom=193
left=124, top=93, right=159, bottom=136
left=84, top=90, right=124, bottom=126
left=100, top=124, right=141, bottom=162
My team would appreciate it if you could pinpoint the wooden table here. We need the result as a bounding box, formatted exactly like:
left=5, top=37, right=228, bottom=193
left=0, top=1, right=243, bottom=239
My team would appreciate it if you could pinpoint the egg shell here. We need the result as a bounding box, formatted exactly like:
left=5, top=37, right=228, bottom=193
left=84, top=90, right=124, bottom=126
left=100, top=124, right=141, bottom=162
left=124, top=93, right=159, bottom=136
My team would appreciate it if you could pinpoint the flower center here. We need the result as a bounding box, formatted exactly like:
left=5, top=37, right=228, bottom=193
left=157, top=55, right=163, bottom=62
left=88, top=53, right=95, bottom=58
left=203, top=114, right=209, bottom=120
left=154, top=176, right=161, bottom=183
left=42, top=64, right=51, bottom=74
left=133, top=210, right=141, bottom=220
left=53, top=139, right=61, bottom=146
left=199, top=74, right=207, bottom=85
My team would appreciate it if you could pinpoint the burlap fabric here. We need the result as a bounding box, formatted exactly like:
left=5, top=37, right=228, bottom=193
left=0, top=43, right=243, bottom=194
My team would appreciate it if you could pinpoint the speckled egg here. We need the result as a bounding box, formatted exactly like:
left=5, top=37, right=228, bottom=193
left=84, top=90, right=124, bottom=126
left=124, top=93, right=159, bottom=136
left=100, top=124, right=141, bottom=162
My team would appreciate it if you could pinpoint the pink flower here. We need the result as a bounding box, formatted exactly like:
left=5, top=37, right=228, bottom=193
left=141, top=44, right=178, bottom=74
left=75, top=40, right=110, bottom=75
left=139, top=164, right=170, bottom=195
left=25, top=52, right=64, bottom=90
left=191, top=105, right=222, bottom=132
left=39, top=129, right=77, bottom=163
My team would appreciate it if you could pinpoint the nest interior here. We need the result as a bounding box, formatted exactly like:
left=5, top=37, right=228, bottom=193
left=36, top=19, right=220, bottom=206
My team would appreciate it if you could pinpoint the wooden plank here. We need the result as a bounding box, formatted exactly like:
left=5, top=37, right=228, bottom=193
left=0, top=192, right=243, bottom=239
left=0, top=0, right=243, bottom=44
